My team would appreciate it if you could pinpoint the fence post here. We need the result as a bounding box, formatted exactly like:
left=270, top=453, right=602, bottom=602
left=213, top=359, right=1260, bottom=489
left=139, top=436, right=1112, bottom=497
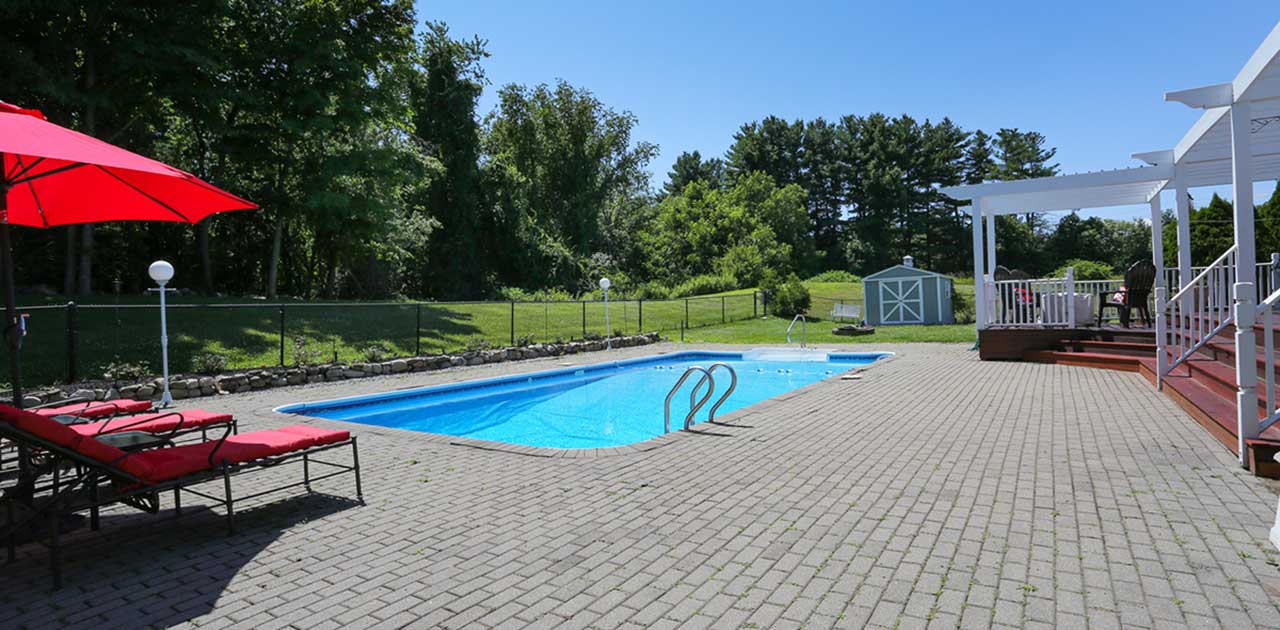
left=753, top=292, right=758, bottom=318
left=1271, top=252, right=1280, bottom=297
left=1154, top=285, right=1166, bottom=389
left=581, top=301, right=586, bottom=338
left=721, top=296, right=726, bottom=323
left=278, top=306, right=286, bottom=367
left=1065, top=267, right=1076, bottom=327
left=638, top=299, right=643, bottom=333
left=510, top=301, right=516, bottom=346
left=684, top=299, right=689, bottom=328
left=65, top=301, right=77, bottom=383
left=415, top=303, right=422, bottom=356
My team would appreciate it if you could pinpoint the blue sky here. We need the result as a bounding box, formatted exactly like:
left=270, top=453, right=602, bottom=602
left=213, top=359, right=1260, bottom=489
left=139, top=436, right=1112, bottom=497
left=416, top=1, right=1277, bottom=220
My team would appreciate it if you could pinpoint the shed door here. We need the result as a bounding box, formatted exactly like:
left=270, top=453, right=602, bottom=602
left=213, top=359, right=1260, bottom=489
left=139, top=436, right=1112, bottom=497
left=879, top=278, right=924, bottom=324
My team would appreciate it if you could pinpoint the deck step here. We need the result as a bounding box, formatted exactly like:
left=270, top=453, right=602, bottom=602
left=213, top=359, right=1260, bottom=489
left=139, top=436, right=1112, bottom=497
left=1055, top=339, right=1155, bottom=357
left=1022, top=350, right=1142, bottom=371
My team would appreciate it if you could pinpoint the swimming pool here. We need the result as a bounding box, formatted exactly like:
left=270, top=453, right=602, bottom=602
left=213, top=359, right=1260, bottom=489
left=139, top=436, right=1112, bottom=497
left=277, top=350, right=889, bottom=449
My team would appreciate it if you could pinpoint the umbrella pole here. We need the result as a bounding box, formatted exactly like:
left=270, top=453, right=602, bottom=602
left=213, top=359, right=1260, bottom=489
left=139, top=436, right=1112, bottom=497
left=0, top=189, right=21, bottom=407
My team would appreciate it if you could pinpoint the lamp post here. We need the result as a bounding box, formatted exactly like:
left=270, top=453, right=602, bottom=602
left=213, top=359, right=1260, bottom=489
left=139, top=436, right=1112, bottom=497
left=148, top=260, right=175, bottom=407
left=599, top=277, right=612, bottom=350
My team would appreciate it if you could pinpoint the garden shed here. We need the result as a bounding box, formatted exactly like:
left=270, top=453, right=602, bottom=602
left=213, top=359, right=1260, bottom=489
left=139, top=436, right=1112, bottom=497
left=862, top=256, right=955, bottom=326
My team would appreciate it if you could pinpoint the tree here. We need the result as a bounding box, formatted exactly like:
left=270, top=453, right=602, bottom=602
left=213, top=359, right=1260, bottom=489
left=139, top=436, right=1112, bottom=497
left=663, top=151, right=726, bottom=196
left=410, top=20, right=491, bottom=299
left=725, top=116, right=804, bottom=185
left=484, top=80, right=657, bottom=292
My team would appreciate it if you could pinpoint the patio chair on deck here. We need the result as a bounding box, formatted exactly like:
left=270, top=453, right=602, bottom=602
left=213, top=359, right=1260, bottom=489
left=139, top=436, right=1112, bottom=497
left=993, top=266, right=1035, bottom=323
left=0, top=404, right=361, bottom=588
left=1096, top=260, right=1156, bottom=328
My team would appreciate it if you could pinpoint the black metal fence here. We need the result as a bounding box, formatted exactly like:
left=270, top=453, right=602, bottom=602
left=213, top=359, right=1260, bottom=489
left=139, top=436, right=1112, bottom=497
left=3, top=292, right=761, bottom=388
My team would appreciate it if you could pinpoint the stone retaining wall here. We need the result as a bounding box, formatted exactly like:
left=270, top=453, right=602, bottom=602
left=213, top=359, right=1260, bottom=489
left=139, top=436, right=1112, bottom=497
left=16, top=333, right=663, bottom=407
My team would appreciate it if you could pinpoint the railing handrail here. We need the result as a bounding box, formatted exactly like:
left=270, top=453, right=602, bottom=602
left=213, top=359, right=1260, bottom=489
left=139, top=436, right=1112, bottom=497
left=1168, top=244, right=1238, bottom=305
left=1162, top=245, right=1237, bottom=379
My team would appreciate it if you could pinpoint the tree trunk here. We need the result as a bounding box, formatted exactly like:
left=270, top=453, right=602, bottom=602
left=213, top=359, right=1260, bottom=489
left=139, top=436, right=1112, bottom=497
left=324, top=247, right=338, bottom=298
left=62, top=226, right=77, bottom=295
left=265, top=221, right=282, bottom=299
left=198, top=220, right=213, bottom=294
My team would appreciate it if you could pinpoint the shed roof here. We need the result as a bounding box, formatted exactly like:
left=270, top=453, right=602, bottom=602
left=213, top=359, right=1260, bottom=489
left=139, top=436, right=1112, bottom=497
left=863, top=264, right=952, bottom=281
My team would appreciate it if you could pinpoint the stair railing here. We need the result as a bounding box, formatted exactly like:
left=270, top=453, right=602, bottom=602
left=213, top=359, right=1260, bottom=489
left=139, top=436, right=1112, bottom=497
left=1162, top=245, right=1237, bottom=381
left=1258, top=287, right=1280, bottom=433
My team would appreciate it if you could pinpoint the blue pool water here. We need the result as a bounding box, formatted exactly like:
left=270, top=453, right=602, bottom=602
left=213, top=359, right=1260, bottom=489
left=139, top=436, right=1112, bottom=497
left=278, top=350, right=888, bottom=449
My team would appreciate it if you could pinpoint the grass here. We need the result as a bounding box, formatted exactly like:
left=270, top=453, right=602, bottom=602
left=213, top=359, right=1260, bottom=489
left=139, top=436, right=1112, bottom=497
left=6, top=279, right=976, bottom=388
left=6, top=291, right=761, bottom=388
left=680, top=317, right=975, bottom=344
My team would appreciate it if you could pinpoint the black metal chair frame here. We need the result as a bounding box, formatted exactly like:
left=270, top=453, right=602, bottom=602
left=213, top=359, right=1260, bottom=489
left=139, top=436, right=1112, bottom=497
left=0, top=409, right=239, bottom=476
left=1097, top=261, right=1156, bottom=328
left=0, top=419, right=361, bottom=589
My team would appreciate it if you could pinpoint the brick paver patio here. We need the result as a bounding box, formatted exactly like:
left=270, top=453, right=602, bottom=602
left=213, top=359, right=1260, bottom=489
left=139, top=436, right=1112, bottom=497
left=4, top=342, right=1280, bottom=629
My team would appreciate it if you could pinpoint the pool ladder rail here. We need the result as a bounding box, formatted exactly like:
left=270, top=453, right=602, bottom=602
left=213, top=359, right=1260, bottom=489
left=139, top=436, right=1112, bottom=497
left=663, top=362, right=738, bottom=433
left=787, top=314, right=807, bottom=348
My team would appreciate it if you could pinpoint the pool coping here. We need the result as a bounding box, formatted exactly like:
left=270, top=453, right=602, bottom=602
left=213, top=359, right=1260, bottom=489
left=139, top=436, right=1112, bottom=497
left=274, top=348, right=897, bottom=459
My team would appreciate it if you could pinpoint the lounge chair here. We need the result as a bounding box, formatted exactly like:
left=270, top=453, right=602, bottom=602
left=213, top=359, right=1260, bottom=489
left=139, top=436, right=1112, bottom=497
left=1097, top=260, right=1156, bottom=327
left=0, top=404, right=361, bottom=588
left=66, top=408, right=236, bottom=438
left=34, top=399, right=153, bottom=419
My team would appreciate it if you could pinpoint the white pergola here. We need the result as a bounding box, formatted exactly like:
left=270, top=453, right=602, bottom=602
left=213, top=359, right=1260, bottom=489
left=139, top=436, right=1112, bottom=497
left=940, top=21, right=1280, bottom=466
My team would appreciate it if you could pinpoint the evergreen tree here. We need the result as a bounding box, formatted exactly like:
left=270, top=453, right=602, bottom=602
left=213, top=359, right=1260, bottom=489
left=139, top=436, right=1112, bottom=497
left=663, top=151, right=727, bottom=196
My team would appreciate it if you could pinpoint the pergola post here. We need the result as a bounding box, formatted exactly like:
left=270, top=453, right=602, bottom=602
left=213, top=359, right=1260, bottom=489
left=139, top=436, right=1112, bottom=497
left=985, top=211, right=996, bottom=277
left=1174, top=171, right=1192, bottom=290
left=972, top=199, right=986, bottom=331
left=1151, top=194, right=1167, bottom=387
left=1149, top=195, right=1165, bottom=287
left=1230, top=100, right=1258, bottom=465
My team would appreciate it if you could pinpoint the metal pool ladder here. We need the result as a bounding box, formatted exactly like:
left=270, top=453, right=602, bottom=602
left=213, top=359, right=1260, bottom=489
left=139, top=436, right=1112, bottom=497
left=787, top=314, right=807, bottom=348
left=663, top=362, right=739, bottom=432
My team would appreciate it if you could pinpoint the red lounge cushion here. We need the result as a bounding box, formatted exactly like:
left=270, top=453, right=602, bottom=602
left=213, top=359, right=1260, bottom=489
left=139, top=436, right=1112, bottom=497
left=276, top=425, right=350, bottom=446
left=133, top=429, right=317, bottom=482
left=70, top=409, right=233, bottom=436
left=36, top=400, right=153, bottom=418
left=0, top=405, right=154, bottom=479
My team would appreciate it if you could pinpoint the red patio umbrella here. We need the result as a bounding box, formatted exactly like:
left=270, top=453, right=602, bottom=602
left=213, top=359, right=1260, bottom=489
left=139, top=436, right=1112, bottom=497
left=0, top=101, right=257, bottom=405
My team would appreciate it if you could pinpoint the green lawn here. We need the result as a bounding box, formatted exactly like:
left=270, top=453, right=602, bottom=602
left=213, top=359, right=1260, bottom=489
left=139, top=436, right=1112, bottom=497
left=6, top=279, right=976, bottom=388
left=6, top=291, right=762, bottom=388
left=680, top=316, right=975, bottom=344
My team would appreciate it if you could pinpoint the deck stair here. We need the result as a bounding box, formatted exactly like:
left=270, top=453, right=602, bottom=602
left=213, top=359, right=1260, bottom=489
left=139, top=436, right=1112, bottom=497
left=1018, top=323, right=1280, bottom=476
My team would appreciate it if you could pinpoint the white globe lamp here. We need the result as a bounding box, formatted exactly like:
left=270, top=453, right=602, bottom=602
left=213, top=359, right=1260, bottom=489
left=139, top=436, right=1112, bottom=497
left=149, top=260, right=175, bottom=406
left=599, top=278, right=612, bottom=349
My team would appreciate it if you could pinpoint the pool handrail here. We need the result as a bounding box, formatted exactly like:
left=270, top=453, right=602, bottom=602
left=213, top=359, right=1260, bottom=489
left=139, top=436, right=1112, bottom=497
left=702, top=363, right=738, bottom=425
left=665, top=365, right=714, bottom=433
left=787, top=314, right=807, bottom=348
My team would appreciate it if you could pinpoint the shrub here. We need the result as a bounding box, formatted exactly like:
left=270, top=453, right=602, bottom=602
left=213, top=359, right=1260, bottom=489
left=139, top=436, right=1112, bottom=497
left=362, top=344, right=391, bottom=363
left=951, top=286, right=973, bottom=324
left=102, top=359, right=152, bottom=381
left=1051, top=259, right=1114, bottom=280
left=463, top=336, right=493, bottom=352
left=670, top=273, right=738, bottom=298
left=515, top=334, right=536, bottom=347
left=806, top=270, right=860, bottom=283
left=762, top=272, right=811, bottom=317
left=292, top=336, right=323, bottom=367
left=190, top=352, right=228, bottom=375
left=496, top=286, right=574, bottom=302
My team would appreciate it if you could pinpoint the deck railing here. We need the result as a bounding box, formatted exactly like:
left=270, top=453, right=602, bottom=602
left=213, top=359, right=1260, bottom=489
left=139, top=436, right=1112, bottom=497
left=1166, top=254, right=1279, bottom=304
left=986, top=267, right=1076, bottom=327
